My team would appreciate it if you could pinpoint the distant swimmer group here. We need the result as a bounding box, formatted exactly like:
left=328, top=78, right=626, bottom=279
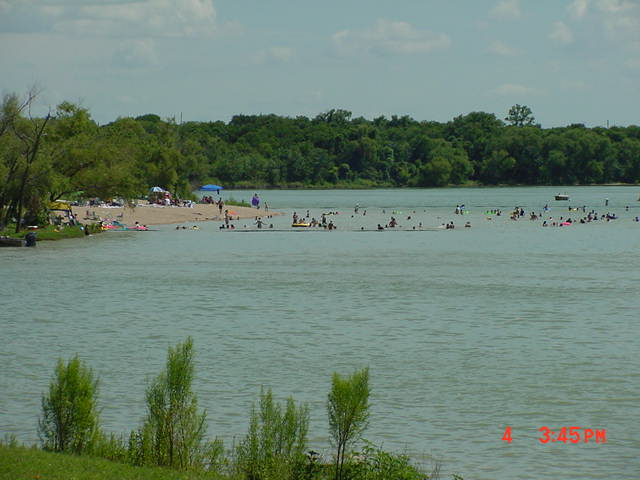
left=206, top=198, right=637, bottom=232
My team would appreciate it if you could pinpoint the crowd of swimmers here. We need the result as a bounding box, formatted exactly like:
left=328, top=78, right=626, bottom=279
left=498, top=204, right=624, bottom=226
left=289, top=211, right=337, bottom=229
left=176, top=198, right=638, bottom=232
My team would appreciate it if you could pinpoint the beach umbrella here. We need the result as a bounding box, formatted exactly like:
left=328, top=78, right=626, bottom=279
left=199, top=184, right=224, bottom=191
left=149, top=186, right=166, bottom=193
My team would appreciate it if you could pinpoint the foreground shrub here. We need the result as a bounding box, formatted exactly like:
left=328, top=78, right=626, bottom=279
left=343, top=442, right=428, bottom=480
left=134, top=337, right=209, bottom=470
left=328, top=368, right=370, bottom=480
left=38, top=355, right=101, bottom=454
left=92, top=432, right=128, bottom=463
left=234, top=387, right=310, bottom=480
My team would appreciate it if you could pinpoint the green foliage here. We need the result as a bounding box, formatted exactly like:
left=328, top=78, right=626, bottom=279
left=0, top=223, right=101, bottom=241
left=328, top=367, right=370, bottom=480
left=342, top=442, right=427, bottom=480
left=479, top=150, right=516, bottom=185
left=225, top=196, right=251, bottom=207
left=92, top=432, right=129, bottom=463
left=235, top=387, right=309, bottom=480
left=137, top=337, right=209, bottom=471
left=12, top=355, right=468, bottom=480
left=38, top=355, right=101, bottom=454
left=505, top=104, right=535, bottom=127
left=1, top=433, right=19, bottom=448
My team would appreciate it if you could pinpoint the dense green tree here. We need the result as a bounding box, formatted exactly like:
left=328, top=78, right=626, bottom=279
left=539, top=150, right=568, bottom=184
left=445, top=112, right=504, bottom=173
left=479, top=150, right=516, bottom=184
left=616, top=137, right=640, bottom=183
left=505, top=104, right=535, bottom=127
left=417, top=158, right=452, bottom=187
left=497, top=127, right=543, bottom=183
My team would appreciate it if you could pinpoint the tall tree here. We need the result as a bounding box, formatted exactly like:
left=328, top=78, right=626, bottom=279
left=8, top=104, right=51, bottom=231
left=505, top=104, right=535, bottom=127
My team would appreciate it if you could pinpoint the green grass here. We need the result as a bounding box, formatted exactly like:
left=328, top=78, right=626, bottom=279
left=0, top=445, right=219, bottom=480
left=223, top=196, right=251, bottom=208
left=0, top=224, right=101, bottom=241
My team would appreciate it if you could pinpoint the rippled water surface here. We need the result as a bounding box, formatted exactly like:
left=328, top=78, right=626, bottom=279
left=2, top=186, right=639, bottom=479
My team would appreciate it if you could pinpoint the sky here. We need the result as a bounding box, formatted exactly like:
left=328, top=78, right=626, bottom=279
left=1, top=0, right=639, bottom=127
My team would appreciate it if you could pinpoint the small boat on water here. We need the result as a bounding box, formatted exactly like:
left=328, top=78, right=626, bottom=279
left=555, top=194, right=570, bottom=201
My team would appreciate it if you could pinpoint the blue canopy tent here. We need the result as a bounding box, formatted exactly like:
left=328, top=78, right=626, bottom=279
left=199, top=184, right=224, bottom=192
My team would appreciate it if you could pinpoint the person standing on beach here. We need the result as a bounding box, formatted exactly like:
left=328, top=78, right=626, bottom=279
left=252, top=193, right=260, bottom=209
left=218, top=199, right=224, bottom=215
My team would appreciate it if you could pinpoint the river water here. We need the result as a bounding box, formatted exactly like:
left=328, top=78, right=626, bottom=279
left=1, top=186, right=639, bottom=479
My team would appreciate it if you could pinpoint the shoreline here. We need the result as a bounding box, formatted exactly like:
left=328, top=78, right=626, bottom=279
left=71, top=203, right=280, bottom=227
left=194, top=182, right=640, bottom=190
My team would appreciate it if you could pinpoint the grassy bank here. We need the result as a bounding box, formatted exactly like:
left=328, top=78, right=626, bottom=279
left=0, top=224, right=101, bottom=242
left=0, top=445, right=215, bottom=480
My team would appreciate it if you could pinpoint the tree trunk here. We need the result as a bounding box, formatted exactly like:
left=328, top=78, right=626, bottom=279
left=13, top=113, right=50, bottom=233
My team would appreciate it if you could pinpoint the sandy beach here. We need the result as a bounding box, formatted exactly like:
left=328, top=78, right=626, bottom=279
left=71, top=202, right=280, bottom=227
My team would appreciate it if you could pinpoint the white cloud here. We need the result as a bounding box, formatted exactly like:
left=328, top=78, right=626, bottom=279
left=10, top=0, right=218, bottom=37
left=560, top=79, right=588, bottom=90
left=332, top=19, right=450, bottom=56
left=490, top=0, right=522, bottom=19
left=488, top=40, right=520, bottom=56
left=568, top=0, right=590, bottom=19
left=41, top=5, right=64, bottom=17
left=114, top=38, right=158, bottom=67
left=596, top=0, right=634, bottom=13
left=593, top=0, right=640, bottom=45
left=549, top=21, right=574, bottom=44
left=216, top=20, right=245, bottom=37
left=492, top=83, right=540, bottom=95
left=253, top=46, right=294, bottom=65
left=268, top=47, right=293, bottom=62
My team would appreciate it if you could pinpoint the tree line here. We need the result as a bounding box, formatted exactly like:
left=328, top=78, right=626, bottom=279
left=2, top=87, right=639, bottom=231
left=33, top=337, right=444, bottom=480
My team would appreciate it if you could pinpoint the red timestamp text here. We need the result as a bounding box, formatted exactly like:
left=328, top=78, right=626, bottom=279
left=538, top=426, right=606, bottom=444
left=501, top=426, right=606, bottom=444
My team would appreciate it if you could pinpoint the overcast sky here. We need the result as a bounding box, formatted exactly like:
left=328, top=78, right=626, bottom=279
left=1, top=0, right=639, bottom=127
